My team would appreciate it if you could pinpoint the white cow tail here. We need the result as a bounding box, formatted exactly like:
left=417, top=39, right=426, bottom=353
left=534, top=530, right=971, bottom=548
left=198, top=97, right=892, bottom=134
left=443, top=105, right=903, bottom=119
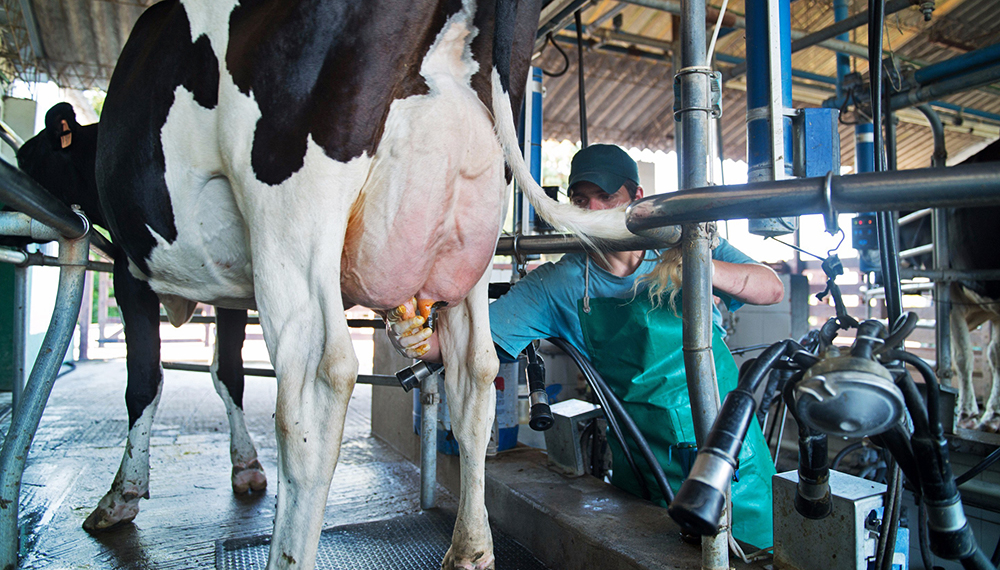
left=490, top=68, right=634, bottom=248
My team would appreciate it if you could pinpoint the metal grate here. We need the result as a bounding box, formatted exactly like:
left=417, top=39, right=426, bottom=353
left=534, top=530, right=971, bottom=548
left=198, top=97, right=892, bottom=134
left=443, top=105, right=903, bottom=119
left=217, top=509, right=549, bottom=570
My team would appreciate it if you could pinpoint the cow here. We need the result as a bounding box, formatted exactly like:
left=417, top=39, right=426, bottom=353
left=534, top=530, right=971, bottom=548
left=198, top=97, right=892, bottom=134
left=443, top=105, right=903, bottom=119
left=899, top=138, right=1000, bottom=431
left=93, top=1, right=635, bottom=568
left=14, top=102, right=267, bottom=533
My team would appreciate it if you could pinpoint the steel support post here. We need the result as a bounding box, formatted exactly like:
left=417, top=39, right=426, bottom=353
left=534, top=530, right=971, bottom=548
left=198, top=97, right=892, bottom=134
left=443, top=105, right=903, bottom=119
left=678, top=0, right=728, bottom=565
left=932, top=208, right=952, bottom=388
left=420, top=371, right=440, bottom=510
left=12, top=267, right=26, bottom=413
left=0, top=233, right=89, bottom=568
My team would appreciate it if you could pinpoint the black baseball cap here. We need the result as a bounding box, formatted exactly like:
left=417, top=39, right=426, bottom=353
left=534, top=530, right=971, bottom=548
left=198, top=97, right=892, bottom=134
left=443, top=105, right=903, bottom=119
left=568, top=144, right=640, bottom=199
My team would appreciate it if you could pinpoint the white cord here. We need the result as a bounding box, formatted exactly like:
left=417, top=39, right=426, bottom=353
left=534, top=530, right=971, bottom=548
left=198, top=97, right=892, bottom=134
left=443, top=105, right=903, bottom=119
left=706, top=0, right=731, bottom=64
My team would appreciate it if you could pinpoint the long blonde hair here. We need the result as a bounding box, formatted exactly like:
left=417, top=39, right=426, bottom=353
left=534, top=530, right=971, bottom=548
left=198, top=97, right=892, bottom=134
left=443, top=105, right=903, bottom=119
left=636, top=225, right=719, bottom=313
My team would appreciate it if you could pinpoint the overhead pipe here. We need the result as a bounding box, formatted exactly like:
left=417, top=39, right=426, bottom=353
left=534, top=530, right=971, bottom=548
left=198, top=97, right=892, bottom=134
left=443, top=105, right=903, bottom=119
left=621, top=0, right=878, bottom=63
left=913, top=42, right=1000, bottom=86
left=625, top=162, right=1000, bottom=229
left=495, top=232, right=681, bottom=255
left=725, top=0, right=917, bottom=81
left=889, top=63, right=1000, bottom=112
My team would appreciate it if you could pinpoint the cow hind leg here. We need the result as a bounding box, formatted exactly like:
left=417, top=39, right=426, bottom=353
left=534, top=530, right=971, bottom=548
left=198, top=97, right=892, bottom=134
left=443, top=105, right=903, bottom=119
left=437, top=273, right=499, bottom=570
left=213, top=308, right=266, bottom=493
left=84, top=258, right=163, bottom=532
left=951, top=303, right=980, bottom=426
left=977, top=321, right=1000, bottom=432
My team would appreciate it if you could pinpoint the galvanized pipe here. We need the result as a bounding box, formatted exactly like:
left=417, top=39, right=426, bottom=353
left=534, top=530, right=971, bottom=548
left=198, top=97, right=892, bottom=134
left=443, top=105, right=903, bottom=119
left=495, top=231, right=681, bottom=255
left=0, top=160, right=87, bottom=239
left=0, top=248, right=27, bottom=265
left=897, top=208, right=932, bottom=226
left=625, top=162, right=1000, bottom=228
left=0, top=233, right=89, bottom=568
left=897, top=268, right=1000, bottom=282
left=678, top=0, right=728, bottom=564
left=899, top=243, right=933, bottom=260
left=12, top=267, right=26, bottom=414
left=160, top=362, right=400, bottom=386
left=420, top=371, right=440, bottom=510
left=932, top=209, right=952, bottom=386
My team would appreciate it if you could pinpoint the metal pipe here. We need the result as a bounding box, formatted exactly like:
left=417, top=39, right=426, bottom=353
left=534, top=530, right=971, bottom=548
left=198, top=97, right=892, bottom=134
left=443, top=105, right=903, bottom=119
left=915, top=104, right=947, bottom=168
left=623, top=0, right=876, bottom=62
left=12, top=267, right=26, bottom=414
left=625, top=162, right=1000, bottom=228
left=159, top=362, right=399, bottom=386
left=0, top=248, right=27, bottom=265
left=495, top=231, right=681, bottom=255
left=899, top=268, right=1000, bottom=282
left=575, top=10, right=589, bottom=147
left=900, top=243, right=934, bottom=259
left=678, top=0, right=728, bottom=563
left=796, top=0, right=914, bottom=61
left=889, top=63, right=1000, bottom=112
left=0, top=212, right=62, bottom=242
left=914, top=42, right=1000, bottom=86
left=0, top=232, right=89, bottom=568
left=0, top=160, right=87, bottom=239
left=932, top=208, right=952, bottom=386
left=420, top=371, right=440, bottom=510
left=898, top=208, right=932, bottom=226
left=833, top=0, right=853, bottom=101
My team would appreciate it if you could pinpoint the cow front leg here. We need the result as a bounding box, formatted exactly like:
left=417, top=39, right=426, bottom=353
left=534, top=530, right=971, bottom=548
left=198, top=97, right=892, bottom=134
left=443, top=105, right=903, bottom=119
left=437, top=273, right=499, bottom=570
left=84, top=258, right=163, bottom=532
left=263, top=290, right=357, bottom=570
left=213, top=308, right=266, bottom=493
left=952, top=304, right=980, bottom=426
left=977, top=322, right=1000, bottom=432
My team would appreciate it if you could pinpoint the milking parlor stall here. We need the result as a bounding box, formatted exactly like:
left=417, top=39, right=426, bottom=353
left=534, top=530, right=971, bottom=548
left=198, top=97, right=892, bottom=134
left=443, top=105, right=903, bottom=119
left=2, top=0, right=1000, bottom=569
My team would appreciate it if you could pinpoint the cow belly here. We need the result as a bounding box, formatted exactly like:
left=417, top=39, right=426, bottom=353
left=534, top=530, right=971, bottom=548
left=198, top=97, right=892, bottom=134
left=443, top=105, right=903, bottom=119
left=144, top=89, right=255, bottom=307
left=341, top=82, right=506, bottom=310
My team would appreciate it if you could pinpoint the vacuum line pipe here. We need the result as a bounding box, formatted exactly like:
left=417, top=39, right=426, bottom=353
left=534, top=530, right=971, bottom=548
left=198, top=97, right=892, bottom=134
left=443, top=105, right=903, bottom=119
left=677, top=0, right=728, bottom=563
left=0, top=232, right=90, bottom=568
left=625, top=162, right=1000, bottom=229
left=914, top=42, right=1000, bottom=86
left=420, top=370, right=439, bottom=510
left=889, top=63, right=1000, bottom=112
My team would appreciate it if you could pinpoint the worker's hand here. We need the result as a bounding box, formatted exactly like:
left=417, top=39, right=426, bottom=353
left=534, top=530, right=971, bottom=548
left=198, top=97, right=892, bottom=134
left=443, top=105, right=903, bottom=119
left=386, top=315, right=434, bottom=359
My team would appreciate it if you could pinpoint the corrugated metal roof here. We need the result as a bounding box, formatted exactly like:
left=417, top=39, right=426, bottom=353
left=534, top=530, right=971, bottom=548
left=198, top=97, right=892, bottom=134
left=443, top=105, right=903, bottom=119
left=0, top=0, right=997, bottom=171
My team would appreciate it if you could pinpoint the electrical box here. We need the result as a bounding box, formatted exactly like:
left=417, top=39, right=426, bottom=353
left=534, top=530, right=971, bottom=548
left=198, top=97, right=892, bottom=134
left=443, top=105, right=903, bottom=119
left=774, top=470, right=905, bottom=570
left=793, top=107, right=841, bottom=179
left=544, top=399, right=604, bottom=477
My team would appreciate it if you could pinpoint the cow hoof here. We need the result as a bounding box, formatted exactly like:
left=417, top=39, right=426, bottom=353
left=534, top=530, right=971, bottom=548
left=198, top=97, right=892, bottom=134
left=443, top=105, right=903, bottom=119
left=958, top=414, right=981, bottom=430
left=441, top=548, right=495, bottom=570
left=82, top=492, right=143, bottom=533
left=232, top=459, right=267, bottom=493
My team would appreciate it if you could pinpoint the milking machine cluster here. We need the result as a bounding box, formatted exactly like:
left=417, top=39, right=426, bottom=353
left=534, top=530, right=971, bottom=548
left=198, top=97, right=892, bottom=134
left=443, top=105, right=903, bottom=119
left=668, top=258, right=995, bottom=570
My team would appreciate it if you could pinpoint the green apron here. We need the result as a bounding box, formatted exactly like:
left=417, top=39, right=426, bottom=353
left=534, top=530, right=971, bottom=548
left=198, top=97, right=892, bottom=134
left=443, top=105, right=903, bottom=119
left=579, top=295, right=775, bottom=549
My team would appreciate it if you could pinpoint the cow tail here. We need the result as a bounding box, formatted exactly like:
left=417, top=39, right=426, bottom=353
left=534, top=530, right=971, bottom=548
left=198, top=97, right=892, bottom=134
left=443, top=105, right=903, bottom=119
left=490, top=2, right=632, bottom=246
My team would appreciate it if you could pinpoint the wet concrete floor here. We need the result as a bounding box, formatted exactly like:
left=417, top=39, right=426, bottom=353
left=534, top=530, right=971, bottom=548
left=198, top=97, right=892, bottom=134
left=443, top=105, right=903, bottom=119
left=7, top=359, right=451, bottom=569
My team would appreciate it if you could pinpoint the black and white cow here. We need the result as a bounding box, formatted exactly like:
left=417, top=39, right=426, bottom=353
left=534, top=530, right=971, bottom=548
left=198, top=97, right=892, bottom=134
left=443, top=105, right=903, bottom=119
left=900, top=138, right=1000, bottom=430
left=15, top=102, right=266, bottom=533
left=95, top=1, right=632, bottom=568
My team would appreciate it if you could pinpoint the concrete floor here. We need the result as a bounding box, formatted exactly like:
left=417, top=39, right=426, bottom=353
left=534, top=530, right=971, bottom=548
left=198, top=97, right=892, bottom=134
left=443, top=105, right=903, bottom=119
left=6, top=359, right=452, bottom=569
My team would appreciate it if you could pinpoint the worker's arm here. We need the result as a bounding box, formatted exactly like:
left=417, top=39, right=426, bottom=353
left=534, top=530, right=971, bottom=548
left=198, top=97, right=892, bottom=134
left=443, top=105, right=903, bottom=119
left=711, top=259, right=784, bottom=306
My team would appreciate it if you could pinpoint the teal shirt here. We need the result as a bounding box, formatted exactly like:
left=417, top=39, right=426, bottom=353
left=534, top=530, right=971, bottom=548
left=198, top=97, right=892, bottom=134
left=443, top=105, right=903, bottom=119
left=490, top=238, right=758, bottom=360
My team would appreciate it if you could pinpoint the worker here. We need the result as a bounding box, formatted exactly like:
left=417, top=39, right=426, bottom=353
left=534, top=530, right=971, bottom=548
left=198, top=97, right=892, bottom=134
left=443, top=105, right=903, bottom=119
left=387, top=144, right=784, bottom=550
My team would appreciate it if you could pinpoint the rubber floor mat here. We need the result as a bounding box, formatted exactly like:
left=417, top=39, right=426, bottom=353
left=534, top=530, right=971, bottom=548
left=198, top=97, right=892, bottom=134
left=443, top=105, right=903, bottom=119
left=216, top=509, right=549, bottom=569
